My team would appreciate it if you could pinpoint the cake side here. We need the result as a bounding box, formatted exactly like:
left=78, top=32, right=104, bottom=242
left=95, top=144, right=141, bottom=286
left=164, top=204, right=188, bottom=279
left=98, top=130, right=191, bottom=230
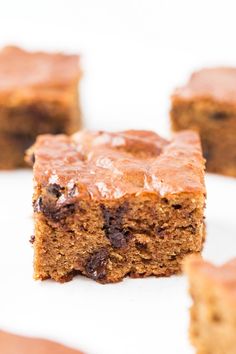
left=184, top=256, right=236, bottom=354
left=171, top=68, right=236, bottom=177
left=32, top=191, right=205, bottom=283
left=29, top=130, right=206, bottom=283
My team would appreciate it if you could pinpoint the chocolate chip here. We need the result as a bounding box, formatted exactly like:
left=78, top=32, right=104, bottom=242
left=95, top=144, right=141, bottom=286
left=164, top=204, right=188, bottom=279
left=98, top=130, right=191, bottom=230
left=30, top=153, right=35, bottom=165
left=44, top=202, right=75, bottom=222
left=33, top=195, right=75, bottom=222
left=29, top=235, right=35, bottom=244
left=85, top=248, right=109, bottom=280
left=211, top=111, right=229, bottom=120
left=109, top=231, right=128, bottom=248
left=135, top=242, right=147, bottom=251
left=170, top=255, right=177, bottom=261
left=59, top=270, right=78, bottom=283
left=155, top=226, right=166, bottom=239
left=47, top=184, right=64, bottom=198
left=172, top=204, right=182, bottom=210
left=162, top=198, right=168, bottom=204
left=32, top=182, right=77, bottom=222
left=100, top=203, right=131, bottom=249
left=186, top=225, right=197, bottom=233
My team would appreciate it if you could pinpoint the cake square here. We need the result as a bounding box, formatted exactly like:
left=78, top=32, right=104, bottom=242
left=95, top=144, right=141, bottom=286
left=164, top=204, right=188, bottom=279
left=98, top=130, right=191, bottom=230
left=28, top=129, right=206, bottom=283
left=0, top=46, right=82, bottom=169
left=170, top=67, right=236, bottom=177
left=185, top=256, right=236, bottom=354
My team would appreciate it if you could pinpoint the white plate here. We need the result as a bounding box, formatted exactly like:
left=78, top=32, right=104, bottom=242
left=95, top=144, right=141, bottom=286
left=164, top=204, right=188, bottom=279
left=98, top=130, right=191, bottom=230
left=0, top=1, right=236, bottom=353
left=0, top=170, right=235, bottom=354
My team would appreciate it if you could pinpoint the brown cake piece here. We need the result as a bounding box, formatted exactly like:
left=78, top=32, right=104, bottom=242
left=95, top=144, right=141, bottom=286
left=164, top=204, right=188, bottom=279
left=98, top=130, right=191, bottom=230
left=184, top=256, right=236, bottom=354
left=0, top=330, right=83, bottom=354
left=0, top=46, right=82, bottom=169
left=170, top=67, right=236, bottom=177
left=27, top=129, right=206, bottom=283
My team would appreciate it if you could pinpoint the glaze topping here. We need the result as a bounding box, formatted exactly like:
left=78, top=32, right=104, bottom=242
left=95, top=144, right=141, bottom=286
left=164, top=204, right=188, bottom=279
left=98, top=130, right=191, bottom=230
left=186, top=257, right=236, bottom=301
left=173, top=67, right=236, bottom=104
left=30, top=130, right=205, bottom=200
left=0, top=46, right=80, bottom=93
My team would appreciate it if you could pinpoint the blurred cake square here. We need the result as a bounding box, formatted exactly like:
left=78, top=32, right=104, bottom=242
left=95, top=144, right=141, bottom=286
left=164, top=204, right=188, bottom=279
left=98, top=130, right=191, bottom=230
left=185, top=256, right=236, bottom=354
left=171, top=68, right=236, bottom=177
left=0, top=46, right=82, bottom=168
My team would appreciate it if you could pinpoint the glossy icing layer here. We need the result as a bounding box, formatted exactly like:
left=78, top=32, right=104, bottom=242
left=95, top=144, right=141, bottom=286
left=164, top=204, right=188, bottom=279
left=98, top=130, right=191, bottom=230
left=0, top=46, right=80, bottom=93
left=172, top=67, right=236, bottom=104
left=30, top=130, right=205, bottom=199
left=186, top=257, right=236, bottom=300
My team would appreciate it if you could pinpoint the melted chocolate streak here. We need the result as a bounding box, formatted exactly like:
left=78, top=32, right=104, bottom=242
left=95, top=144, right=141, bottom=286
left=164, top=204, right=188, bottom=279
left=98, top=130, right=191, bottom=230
left=0, top=330, right=83, bottom=354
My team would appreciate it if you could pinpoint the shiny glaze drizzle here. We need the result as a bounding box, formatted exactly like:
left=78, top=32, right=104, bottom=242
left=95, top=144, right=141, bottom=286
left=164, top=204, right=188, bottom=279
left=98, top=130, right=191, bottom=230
left=187, top=257, right=236, bottom=302
left=0, top=46, right=80, bottom=93
left=172, top=67, right=236, bottom=104
left=32, top=129, right=206, bottom=200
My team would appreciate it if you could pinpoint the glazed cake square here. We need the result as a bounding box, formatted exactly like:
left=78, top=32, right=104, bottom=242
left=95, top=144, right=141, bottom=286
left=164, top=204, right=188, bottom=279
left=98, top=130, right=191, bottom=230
left=28, top=130, right=206, bottom=283
left=171, top=67, right=236, bottom=177
left=0, top=46, right=82, bottom=168
left=185, top=256, right=236, bottom=354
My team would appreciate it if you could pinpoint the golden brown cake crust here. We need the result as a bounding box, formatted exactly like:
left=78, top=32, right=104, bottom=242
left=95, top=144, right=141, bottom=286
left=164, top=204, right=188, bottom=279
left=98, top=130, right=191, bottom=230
left=29, top=129, right=206, bottom=200
left=0, top=330, right=83, bottom=354
left=172, top=67, right=236, bottom=106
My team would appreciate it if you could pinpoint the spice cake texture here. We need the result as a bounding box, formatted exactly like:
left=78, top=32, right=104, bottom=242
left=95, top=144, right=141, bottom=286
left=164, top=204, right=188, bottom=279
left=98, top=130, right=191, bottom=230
left=185, top=256, right=236, bottom=354
left=0, top=46, right=82, bottom=169
left=27, top=129, right=206, bottom=283
left=171, top=67, right=236, bottom=177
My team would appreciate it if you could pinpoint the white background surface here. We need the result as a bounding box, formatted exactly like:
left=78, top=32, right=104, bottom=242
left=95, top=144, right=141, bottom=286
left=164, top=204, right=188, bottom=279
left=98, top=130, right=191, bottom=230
left=0, top=1, right=236, bottom=354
